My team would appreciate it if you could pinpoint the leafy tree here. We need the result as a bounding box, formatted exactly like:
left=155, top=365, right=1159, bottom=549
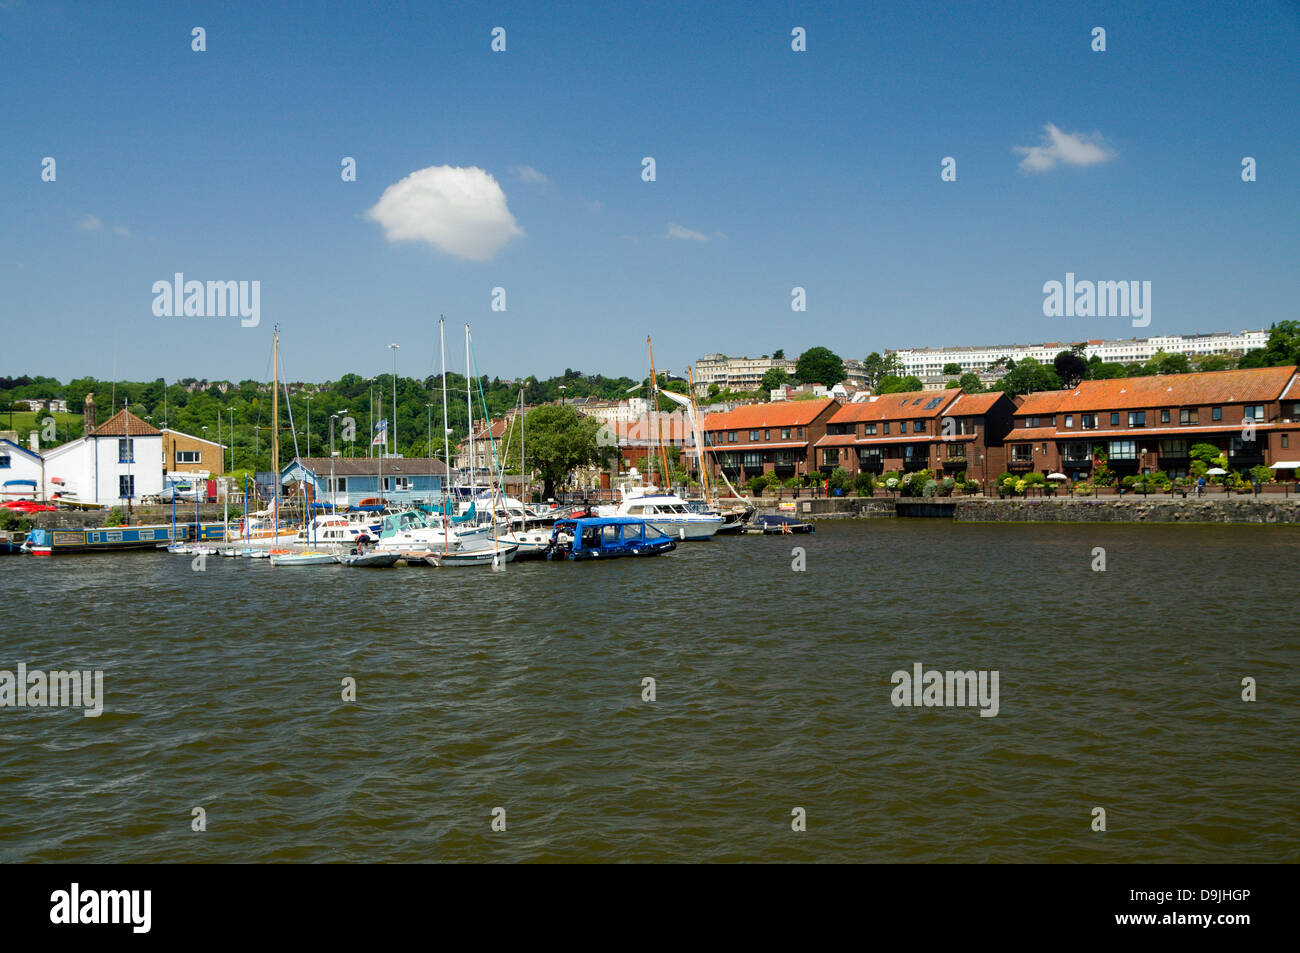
left=1053, top=348, right=1089, bottom=387
left=772, top=349, right=785, bottom=360
left=942, top=362, right=963, bottom=377
left=795, top=347, right=845, bottom=388
left=994, top=358, right=1061, bottom=397
left=1239, top=320, right=1300, bottom=368
left=957, top=372, right=984, bottom=394
left=759, top=367, right=790, bottom=393
left=861, top=351, right=903, bottom=389
left=876, top=374, right=923, bottom=394
left=510, top=404, right=610, bottom=499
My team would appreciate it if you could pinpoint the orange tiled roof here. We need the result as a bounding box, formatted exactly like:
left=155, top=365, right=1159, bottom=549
left=89, top=409, right=161, bottom=437
left=945, top=392, right=1005, bottom=415
left=1046, top=367, right=1298, bottom=414
left=828, top=389, right=959, bottom=424
left=1013, top=390, right=1072, bottom=416
left=1004, top=426, right=1063, bottom=441
left=703, top=398, right=835, bottom=431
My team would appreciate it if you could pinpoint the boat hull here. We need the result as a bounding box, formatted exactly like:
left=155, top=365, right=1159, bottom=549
left=425, top=545, right=518, bottom=567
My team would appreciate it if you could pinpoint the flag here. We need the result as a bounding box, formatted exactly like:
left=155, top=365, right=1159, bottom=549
left=371, top=419, right=387, bottom=446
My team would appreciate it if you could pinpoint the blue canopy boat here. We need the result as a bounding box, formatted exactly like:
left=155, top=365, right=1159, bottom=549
left=545, top=517, right=677, bottom=561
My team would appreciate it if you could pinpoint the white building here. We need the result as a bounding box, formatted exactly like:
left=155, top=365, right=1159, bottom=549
left=888, top=330, right=1268, bottom=379
left=693, top=354, right=796, bottom=395
left=40, top=410, right=163, bottom=506
left=0, top=439, right=44, bottom=500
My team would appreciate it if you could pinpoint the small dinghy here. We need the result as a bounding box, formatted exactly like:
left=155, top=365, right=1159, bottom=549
left=425, top=544, right=518, bottom=568
left=270, top=550, right=339, bottom=566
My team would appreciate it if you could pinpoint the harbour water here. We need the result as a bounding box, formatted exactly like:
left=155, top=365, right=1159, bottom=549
left=1, top=521, right=1296, bottom=863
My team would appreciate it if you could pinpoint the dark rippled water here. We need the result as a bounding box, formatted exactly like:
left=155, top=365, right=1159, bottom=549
left=1, top=521, right=1297, bottom=863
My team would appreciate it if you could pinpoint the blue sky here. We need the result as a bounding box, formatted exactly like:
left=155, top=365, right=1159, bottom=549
left=2, top=0, right=1297, bottom=384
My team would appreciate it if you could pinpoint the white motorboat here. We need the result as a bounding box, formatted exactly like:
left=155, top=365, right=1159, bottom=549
left=270, top=550, right=340, bottom=566
left=336, top=550, right=401, bottom=568
left=596, top=485, right=723, bottom=539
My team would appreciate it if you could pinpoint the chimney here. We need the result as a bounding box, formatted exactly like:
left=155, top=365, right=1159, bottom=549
left=83, top=393, right=95, bottom=435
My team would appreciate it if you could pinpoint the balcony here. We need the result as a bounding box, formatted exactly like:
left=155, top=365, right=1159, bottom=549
left=1007, top=458, right=1034, bottom=472
left=942, top=452, right=967, bottom=467
left=857, top=457, right=884, bottom=473
left=902, top=457, right=930, bottom=472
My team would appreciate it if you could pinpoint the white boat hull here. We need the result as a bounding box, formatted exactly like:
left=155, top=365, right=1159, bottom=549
left=426, top=545, right=518, bottom=567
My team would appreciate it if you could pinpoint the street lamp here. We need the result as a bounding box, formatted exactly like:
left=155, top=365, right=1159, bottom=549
left=388, top=343, right=400, bottom=455
left=329, top=410, right=348, bottom=509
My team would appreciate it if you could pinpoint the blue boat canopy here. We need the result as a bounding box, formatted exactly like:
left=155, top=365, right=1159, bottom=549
left=3, top=479, right=37, bottom=487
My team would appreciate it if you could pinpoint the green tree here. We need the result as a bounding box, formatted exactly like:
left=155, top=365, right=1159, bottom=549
left=994, top=358, right=1061, bottom=397
left=759, top=367, right=790, bottom=393
left=511, top=404, right=610, bottom=499
left=1053, top=348, right=1089, bottom=387
left=876, top=374, right=923, bottom=394
left=862, top=352, right=903, bottom=389
left=957, top=372, right=984, bottom=394
left=1239, top=320, right=1300, bottom=368
left=942, top=362, right=962, bottom=377
left=772, top=348, right=785, bottom=360
left=795, top=347, right=846, bottom=388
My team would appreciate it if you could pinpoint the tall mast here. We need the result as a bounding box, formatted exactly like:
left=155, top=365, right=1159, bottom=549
left=272, top=325, right=279, bottom=532
left=466, top=324, right=474, bottom=499
left=438, top=317, right=453, bottom=553
left=519, top=389, right=526, bottom=510
left=647, top=336, right=672, bottom=488
left=687, top=365, right=711, bottom=502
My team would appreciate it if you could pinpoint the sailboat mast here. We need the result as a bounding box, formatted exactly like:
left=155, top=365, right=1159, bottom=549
left=519, top=390, right=526, bottom=512
left=647, top=336, right=672, bottom=489
left=687, top=365, right=711, bottom=502
left=272, top=326, right=279, bottom=534
left=466, top=325, right=474, bottom=499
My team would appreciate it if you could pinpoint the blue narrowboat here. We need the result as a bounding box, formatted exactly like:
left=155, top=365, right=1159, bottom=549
left=545, top=517, right=677, bottom=560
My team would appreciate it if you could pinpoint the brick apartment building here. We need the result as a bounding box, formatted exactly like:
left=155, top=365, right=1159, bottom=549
left=1003, top=365, right=1300, bottom=480
left=812, top=389, right=1016, bottom=483
left=702, top=398, right=838, bottom=483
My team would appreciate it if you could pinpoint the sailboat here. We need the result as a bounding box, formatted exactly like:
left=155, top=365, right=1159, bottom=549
left=229, top=326, right=300, bottom=550
left=427, top=323, right=516, bottom=568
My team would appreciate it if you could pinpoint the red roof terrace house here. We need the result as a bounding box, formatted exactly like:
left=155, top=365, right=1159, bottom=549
left=1003, top=365, right=1300, bottom=481
left=813, top=389, right=1016, bottom=484
left=702, top=398, right=837, bottom=485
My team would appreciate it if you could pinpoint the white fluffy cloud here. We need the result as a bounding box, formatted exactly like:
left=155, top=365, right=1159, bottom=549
left=366, top=165, right=523, bottom=261
left=77, top=214, right=103, bottom=231
left=667, top=223, right=709, bottom=242
left=1014, top=123, right=1117, bottom=173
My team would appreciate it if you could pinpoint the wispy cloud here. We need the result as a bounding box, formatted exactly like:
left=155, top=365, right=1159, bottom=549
left=366, top=165, right=524, bottom=261
left=1014, top=123, right=1117, bottom=173
left=77, top=214, right=103, bottom=231
left=667, top=223, right=709, bottom=242
left=511, top=165, right=548, bottom=185
left=113, top=225, right=131, bottom=237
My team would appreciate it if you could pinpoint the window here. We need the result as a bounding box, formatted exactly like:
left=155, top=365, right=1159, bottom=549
left=913, top=421, right=924, bottom=433
left=1080, top=414, right=1097, bottom=430
left=781, top=428, right=791, bottom=439
left=704, top=432, right=715, bottom=446
left=1110, top=413, right=1120, bottom=426
left=882, top=423, right=890, bottom=435
left=924, top=397, right=943, bottom=410
left=742, top=452, right=763, bottom=469
left=118, top=474, right=135, bottom=499
left=1064, top=415, right=1073, bottom=428
left=797, top=427, right=804, bottom=438
left=1010, top=445, right=1033, bottom=462
left=118, top=438, right=134, bottom=463
left=1180, top=409, right=1198, bottom=425
left=822, top=449, right=839, bottom=466
left=382, top=477, right=411, bottom=491
left=175, top=450, right=201, bottom=464
left=1128, top=412, right=1145, bottom=427
left=1244, top=405, right=1264, bottom=420
left=1160, top=409, right=1170, bottom=423
left=749, top=430, right=760, bottom=441
left=1212, top=407, right=1222, bottom=421
left=864, top=424, right=876, bottom=436
left=334, top=477, right=348, bottom=493
left=1284, top=435, right=1290, bottom=449
left=0, top=455, right=9, bottom=469
left=764, top=430, right=770, bottom=440
left=1159, top=439, right=1188, bottom=454
left=728, top=431, right=737, bottom=443
left=1108, top=440, right=1137, bottom=460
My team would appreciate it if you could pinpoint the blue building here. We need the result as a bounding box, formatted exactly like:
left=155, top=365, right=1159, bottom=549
left=280, top=455, right=448, bottom=508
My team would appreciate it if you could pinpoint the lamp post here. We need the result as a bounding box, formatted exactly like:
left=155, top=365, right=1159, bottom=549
left=329, top=410, right=348, bottom=509
left=388, top=343, right=400, bottom=456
